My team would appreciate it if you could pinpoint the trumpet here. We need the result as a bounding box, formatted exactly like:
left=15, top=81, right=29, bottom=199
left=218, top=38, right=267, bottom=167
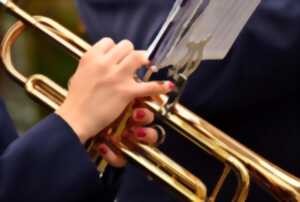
left=1, top=1, right=300, bottom=201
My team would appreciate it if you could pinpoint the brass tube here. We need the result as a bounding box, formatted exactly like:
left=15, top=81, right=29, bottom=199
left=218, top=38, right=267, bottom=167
left=1, top=1, right=300, bottom=201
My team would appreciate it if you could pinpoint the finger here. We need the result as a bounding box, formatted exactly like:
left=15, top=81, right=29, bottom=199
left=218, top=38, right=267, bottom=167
left=105, top=39, right=134, bottom=64
left=118, top=51, right=149, bottom=75
left=131, top=127, right=158, bottom=145
left=132, top=108, right=154, bottom=125
left=132, top=81, right=175, bottom=98
left=91, top=37, right=116, bottom=55
left=98, top=144, right=127, bottom=168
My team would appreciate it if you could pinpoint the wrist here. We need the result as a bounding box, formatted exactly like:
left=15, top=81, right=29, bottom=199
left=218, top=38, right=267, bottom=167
left=55, top=103, right=90, bottom=144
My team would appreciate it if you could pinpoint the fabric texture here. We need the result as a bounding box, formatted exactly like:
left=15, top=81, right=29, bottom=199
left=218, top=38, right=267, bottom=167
left=77, top=0, right=300, bottom=201
left=0, top=100, right=115, bottom=202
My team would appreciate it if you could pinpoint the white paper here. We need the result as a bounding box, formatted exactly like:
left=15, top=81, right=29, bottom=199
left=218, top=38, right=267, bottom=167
left=149, top=0, right=261, bottom=69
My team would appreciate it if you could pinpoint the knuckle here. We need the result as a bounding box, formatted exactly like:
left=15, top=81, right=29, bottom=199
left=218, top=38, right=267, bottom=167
left=120, top=39, right=134, bottom=51
left=131, top=52, right=141, bottom=60
left=102, top=37, right=115, bottom=46
left=79, top=52, right=90, bottom=66
left=95, top=57, right=111, bottom=68
left=132, top=51, right=147, bottom=63
left=127, top=52, right=141, bottom=64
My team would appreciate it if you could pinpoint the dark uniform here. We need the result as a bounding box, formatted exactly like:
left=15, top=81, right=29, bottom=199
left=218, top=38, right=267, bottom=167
left=0, top=100, right=116, bottom=202
left=77, top=0, right=300, bottom=201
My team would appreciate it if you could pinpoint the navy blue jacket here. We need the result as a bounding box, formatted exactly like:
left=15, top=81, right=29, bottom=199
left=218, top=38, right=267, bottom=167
left=77, top=0, right=300, bottom=201
left=0, top=100, right=115, bottom=202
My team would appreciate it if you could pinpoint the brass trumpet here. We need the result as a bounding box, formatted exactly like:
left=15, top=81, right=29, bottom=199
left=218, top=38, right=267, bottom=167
left=1, top=1, right=300, bottom=201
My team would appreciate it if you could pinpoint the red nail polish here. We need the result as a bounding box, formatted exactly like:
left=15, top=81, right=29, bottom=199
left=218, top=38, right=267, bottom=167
left=135, top=110, right=145, bottom=120
left=168, top=81, right=175, bottom=90
left=136, top=128, right=146, bottom=138
left=99, top=146, right=107, bottom=155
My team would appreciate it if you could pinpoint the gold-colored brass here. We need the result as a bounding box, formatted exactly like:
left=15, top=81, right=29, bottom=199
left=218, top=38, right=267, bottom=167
left=0, top=2, right=207, bottom=201
left=1, top=1, right=300, bottom=201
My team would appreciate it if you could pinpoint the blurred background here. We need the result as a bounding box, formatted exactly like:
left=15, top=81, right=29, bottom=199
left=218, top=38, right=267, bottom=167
left=0, top=0, right=86, bottom=132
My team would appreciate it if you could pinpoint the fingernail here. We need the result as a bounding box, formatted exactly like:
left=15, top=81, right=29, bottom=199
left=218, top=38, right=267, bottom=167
left=99, top=145, right=107, bottom=155
left=135, top=109, right=145, bottom=120
left=136, top=128, right=146, bottom=138
left=167, top=81, right=175, bottom=90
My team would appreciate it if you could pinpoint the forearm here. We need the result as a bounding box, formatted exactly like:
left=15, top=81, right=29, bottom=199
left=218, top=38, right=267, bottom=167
left=0, top=114, right=104, bottom=202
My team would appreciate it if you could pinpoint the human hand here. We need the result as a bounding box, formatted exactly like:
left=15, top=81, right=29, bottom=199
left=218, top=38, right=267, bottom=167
left=98, top=107, right=163, bottom=167
left=56, top=38, right=173, bottom=144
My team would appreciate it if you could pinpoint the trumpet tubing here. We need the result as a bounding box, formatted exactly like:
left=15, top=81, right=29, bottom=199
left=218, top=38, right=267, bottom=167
left=1, top=1, right=300, bottom=201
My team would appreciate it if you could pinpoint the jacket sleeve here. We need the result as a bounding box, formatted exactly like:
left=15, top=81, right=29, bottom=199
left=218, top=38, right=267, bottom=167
left=0, top=113, right=112, bottom=202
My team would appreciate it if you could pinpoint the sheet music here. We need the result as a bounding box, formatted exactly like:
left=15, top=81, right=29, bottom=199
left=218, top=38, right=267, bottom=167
left=148, top=0, right=261, bottom=70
